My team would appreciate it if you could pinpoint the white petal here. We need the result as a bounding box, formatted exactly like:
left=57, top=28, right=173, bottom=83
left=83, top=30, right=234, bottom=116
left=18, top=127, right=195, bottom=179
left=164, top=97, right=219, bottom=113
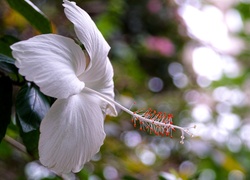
left=81, top=58, right=117, bottom=116
left=39, top=93, right=105, bottom=174
left=62, top=1, right=117, bottom=116
left=11, top=34, right=86, bottom=99
left=63, top=0, right=110, bottom=70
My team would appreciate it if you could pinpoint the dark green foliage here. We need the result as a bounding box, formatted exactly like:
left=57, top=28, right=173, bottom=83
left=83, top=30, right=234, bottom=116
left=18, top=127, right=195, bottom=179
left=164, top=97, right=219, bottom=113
left=0, top=36, right=22, bottom=82
left=235, top=2, right=250, bottom=21
left=0, top=35, right=19, bottom=57
left=0, top=54, right=23, bottom=83
left=16, top=83, right=50, bottom=156
left=6, top=0, right=51, bottom=34
left=0, top=76, right=12, bottom=142
left=0, top=54, right=18, bottom=75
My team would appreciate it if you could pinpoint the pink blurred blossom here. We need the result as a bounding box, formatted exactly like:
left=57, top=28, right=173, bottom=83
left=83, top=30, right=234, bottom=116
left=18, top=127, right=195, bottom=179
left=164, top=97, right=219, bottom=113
left=145, top=36, right=175, bottom=56
left=147, top=0, right=162, bottom=14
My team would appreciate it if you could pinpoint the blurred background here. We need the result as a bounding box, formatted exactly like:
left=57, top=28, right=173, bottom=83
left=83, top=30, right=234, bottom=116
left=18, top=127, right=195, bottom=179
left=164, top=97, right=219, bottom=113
left=1, top=0, right=250, bottom=179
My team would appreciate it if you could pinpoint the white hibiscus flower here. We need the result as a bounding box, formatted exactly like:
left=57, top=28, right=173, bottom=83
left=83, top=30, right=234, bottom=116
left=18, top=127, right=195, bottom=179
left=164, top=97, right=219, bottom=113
left=10, top=0, right=193, bottom=175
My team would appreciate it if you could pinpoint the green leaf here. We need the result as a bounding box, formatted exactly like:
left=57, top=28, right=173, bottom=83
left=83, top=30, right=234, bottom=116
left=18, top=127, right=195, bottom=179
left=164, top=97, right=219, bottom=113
left=0, top=76, right=13, bottom=142
left=0, top=53, right=24, bottom=84
left=0, top=35, right=19, bottom=57
left=0, top=54, right=18, bottom=75
left=6, top=0, right=51, bottom=34
left=16, top=83, right=50, bottom=156
left=0, top=36, right=24, bottom=83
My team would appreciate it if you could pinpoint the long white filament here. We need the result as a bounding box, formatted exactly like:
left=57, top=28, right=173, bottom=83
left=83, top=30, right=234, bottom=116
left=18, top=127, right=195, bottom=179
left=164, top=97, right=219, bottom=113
left=84, top=87, right=195, bottom=144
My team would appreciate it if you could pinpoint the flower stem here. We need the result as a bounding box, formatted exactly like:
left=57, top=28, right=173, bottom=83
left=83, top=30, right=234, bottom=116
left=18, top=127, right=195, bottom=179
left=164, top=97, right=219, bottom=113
left=4, top=135, right=27, bottom=154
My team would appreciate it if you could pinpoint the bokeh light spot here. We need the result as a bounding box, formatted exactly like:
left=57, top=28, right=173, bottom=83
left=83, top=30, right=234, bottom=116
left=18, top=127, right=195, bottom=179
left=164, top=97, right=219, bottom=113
left=217, top=113, right=241, bottom=131
left=192, top=104, right=211, bottom=122
left=227, top=136, right=242, bottom=153
left=103, top=166, right=118, bottom=180
left=168, top=62, right=183, bottom=76
left=228, top=170, right=245, bottom=180
left=136, top=148, right=156, bottom=165
left=148, top=77, right=164, bottom=92
left=179, top=161, right=197, bottom=176
left=198, top=169, right=216, bottom=180
left=173, top=73, right=188, bottom=88
left=192, top=47, right=222, bottom=80
left=25, top=161, right=55, bottom=180
left=123, top=131, right=142, bottom=148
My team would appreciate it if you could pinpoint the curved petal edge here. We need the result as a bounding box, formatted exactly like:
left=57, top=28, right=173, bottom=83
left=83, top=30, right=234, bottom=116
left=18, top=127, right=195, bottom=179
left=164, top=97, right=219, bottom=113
left=11, top=34, right=86, bottom=99
left=39, top=93, right=105, bottom=174
left=63, top=0, right=110, bottom=69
